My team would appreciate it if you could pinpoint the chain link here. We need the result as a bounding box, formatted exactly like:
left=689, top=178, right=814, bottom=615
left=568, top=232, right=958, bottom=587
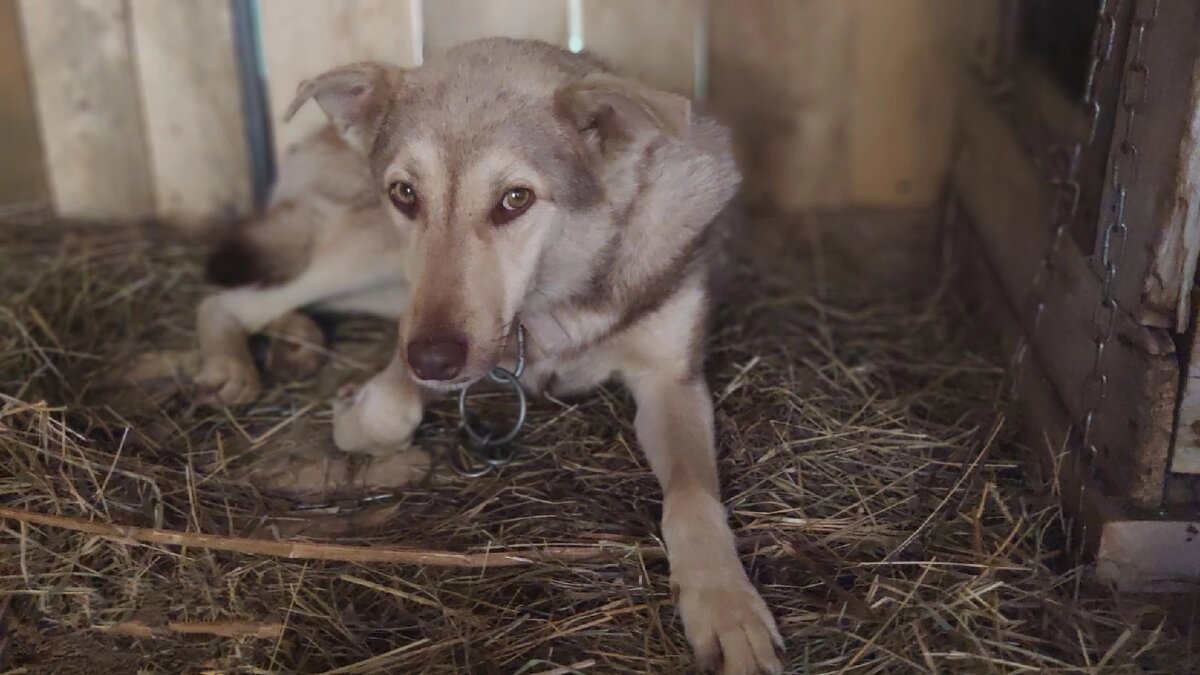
left=1007, top=0, right=1118, bottom=397
left=1075, top=1, right=1156, bottom=561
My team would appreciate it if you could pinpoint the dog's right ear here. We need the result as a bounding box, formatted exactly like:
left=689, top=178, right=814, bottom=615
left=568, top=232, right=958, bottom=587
left=284, top=61, right=405, bottom=154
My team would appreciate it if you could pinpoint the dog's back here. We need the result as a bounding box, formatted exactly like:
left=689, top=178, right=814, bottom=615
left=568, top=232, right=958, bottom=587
left=205, top=126, right=381, bottom=287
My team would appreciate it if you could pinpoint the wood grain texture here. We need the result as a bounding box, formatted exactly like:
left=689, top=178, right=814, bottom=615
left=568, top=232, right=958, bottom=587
left=259, top=0, right=420, bottom=162
left=0, top=0, right=45, bottom=206
left=847, top=0, right=960, bottom=207
left=129, top=0, right=252, bottom=227
left=17, top=0, right=154, bottom=220
left=422, top=0, right=568, bottom=56
left=708, top=0, right=853, bottom=212
left=954, top=80, right=1177, bottom=507
left=582, top=0, right=699, bottom=97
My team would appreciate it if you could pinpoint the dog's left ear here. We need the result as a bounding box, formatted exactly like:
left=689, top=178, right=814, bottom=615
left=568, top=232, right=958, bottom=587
left=556, top=73, right=691, bottom=146
left=284, top=61, right=406, bottom=154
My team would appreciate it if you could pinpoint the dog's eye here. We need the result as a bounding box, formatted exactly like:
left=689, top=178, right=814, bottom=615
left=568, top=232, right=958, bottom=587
left=387, top=181, right=418, bottom=216
left=493, top=187, right=534, bottom=225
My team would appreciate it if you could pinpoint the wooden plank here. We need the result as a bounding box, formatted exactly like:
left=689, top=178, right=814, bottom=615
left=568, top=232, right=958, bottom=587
left=581, top=0, right=700, bottom=97
left=949, top=203, right=1127, bottom=555
left=0, top=0, right=46, bottom=207
left=954, top=80, right=1177, bottom=507
left=1103, top=0, right=1200, bottom=328
left=958, top=208, right=1200, bottom=585
left=128, top=0, right=252, bottom=228
left=17, top=0, right=154, bottom=221
left=1096, top=521, right=1200, bottom=592
left=259, top=0, right=421, bottom=162
left=847, top=0, right=959, bottom=207
left=708, top=0, right=853, bottom=212
left=1147, top=36, right=1200, bottom=334
left=422, top=0, right=568, bottom=56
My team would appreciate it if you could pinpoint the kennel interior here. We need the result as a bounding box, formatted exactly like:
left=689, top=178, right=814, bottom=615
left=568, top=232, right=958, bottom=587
left=1, top=0, right=1199, bottom=672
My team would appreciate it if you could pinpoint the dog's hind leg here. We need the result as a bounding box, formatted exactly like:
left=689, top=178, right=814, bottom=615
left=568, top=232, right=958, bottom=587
left=196, top=237, right=405, bottom=404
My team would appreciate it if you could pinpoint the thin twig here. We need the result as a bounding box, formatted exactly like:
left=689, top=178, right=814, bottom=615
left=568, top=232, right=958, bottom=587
left=97, top=619, right=285, bottom=639
left=0, top=506, right=663, bottom=568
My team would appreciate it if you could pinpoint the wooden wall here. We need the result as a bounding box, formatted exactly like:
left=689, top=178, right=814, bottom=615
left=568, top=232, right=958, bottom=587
left=7, top=0, right=974, bottom=225
left=0, top=0, right=45, bottom=209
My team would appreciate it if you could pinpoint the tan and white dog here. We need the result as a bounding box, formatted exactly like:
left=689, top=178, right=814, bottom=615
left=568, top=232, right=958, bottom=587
left=196, top=38, right=781, bottom=674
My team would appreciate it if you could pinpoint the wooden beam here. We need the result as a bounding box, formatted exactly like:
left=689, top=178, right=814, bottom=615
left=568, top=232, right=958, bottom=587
left=258, top=0, right=421, bottom=163
left=954, top=79, right=1177, bottom=508
left=17, top=0, right=154, bottom=221
left=128, top=0, right=252, bottom=229
left=581, top=0, right=700, bottom=97
left=422, top=0, right=568, bottom=57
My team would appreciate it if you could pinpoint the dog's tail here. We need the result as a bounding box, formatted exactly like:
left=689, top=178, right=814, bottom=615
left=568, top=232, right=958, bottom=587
left=204, top=202, right=314, bottom=288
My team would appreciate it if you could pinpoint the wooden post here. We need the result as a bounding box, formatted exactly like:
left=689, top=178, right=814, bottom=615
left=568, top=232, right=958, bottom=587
left=17, top=0, right=155, bottom=221
left=128, top=0, right=253, bottom=228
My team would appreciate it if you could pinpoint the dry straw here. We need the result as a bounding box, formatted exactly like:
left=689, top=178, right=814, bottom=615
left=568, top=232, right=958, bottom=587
left=0, top=215, right=1193, bottom=673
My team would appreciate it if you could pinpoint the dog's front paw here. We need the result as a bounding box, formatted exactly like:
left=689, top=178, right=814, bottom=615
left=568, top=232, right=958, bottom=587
left=675, top=572, right=783, bottom=675
left=331, top=382, right=422, bottom=455
left=196, top=355, right=262, bottom=405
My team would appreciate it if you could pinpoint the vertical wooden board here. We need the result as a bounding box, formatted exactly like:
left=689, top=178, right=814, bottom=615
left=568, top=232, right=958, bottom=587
left=847, top=0, right=959, bottom=207
left=129, top=0, right=252, bottom=228
left=582, top=0, right=699, bottom=97
left=17, top=0, right=154, bottom=220
left=422, top=0, right=568, bottom=56
left=708, top=0, right=853, bottom=212
left=0, top=0, right=46, bottom=207
left=259, top=0, right=421, bottom=161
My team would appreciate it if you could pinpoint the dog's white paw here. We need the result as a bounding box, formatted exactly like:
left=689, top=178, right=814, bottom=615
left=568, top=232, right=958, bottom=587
left=675, top=572, right=783, bottom=675
left=196, top=355, right=261, bottom=405
left=331, top=382, right=422, bottom=455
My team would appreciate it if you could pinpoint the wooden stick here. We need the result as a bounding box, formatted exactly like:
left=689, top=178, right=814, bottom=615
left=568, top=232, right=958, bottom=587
left=99, top=619, right=285, bottom=639
left=0, top=506, right=663, bottom=568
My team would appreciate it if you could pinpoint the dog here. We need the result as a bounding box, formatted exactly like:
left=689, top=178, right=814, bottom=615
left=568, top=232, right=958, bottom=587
left=196, top=38, right=782, bottom=674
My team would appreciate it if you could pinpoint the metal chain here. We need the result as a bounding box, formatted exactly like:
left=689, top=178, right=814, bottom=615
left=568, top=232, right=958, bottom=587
left=1008, top=0, right=1118, bottom=399
left=1075, top=0, right=1156, bottom=564
left=449, top=324, right=529, bottom=477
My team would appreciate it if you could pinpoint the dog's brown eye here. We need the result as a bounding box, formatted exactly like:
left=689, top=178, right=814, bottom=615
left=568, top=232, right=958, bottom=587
left=387, top=181, right=418, bottom=216
left=492, top=187, right=534, bottom=225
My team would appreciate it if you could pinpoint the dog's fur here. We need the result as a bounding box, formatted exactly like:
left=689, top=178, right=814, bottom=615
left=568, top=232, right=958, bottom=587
left=196, top=38, right=781, bottom=673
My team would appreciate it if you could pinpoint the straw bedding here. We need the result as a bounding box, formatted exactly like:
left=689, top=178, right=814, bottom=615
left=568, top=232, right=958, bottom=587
left=0, top=213, right=1194, bottom=674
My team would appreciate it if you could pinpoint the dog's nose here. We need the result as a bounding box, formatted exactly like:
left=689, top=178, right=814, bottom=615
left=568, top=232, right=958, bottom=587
left=406, top=335, right=468, bottom=381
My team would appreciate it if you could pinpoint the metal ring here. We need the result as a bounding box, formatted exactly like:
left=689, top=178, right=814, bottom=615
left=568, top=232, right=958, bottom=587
left=457, top=368, right=527, bottom=448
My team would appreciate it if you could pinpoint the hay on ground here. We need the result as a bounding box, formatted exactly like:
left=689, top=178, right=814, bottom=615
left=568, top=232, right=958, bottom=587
left=0, top=213, right=1194, bottom=674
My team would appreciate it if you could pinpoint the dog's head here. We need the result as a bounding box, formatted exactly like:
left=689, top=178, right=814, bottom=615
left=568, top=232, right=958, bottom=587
left=286, top=39, right=692, bottom=389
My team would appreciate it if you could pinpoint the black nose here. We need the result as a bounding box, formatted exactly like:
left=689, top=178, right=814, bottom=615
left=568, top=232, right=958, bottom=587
left=406, top=335, right=468, bottom=381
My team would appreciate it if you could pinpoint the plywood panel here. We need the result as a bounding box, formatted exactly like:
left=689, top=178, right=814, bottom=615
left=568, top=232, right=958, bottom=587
left=708, top=0, right=853, bottom=212
left=17, top=0, right=154, bottom=220
left=582, top=0, right=699, bottom=97
left=847, top=0, right=960, bottom=207
left=0, top=0, right=46, bottom=207
left=259, top=0, right=421, bottom=161
left=422, top=0, right=568, bottom=56
left=129, top=0, right=252, bottom=227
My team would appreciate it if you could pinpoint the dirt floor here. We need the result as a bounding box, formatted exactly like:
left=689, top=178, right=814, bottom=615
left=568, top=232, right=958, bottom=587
left=0, top=212, right=1197, bottom=674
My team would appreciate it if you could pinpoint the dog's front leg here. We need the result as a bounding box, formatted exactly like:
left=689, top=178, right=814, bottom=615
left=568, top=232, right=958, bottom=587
left=332, top=344, right=425, bottom=455
left=629, top=375, right=782, bottom=674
